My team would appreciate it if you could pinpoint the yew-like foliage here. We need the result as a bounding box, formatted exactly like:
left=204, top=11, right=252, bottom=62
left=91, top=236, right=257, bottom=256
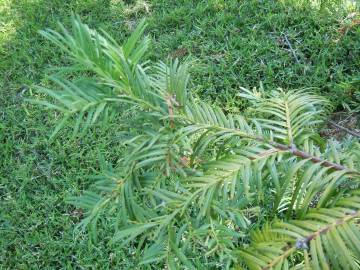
left=34, top=17, right=360, bottom=269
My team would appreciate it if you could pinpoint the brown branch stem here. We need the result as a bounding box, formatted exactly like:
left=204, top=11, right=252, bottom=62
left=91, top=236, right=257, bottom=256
left=303, top=210, right=360, bottom=243
left=268, top=140, right=349, bottom=172
left=190, top=124, right=360, bottom=175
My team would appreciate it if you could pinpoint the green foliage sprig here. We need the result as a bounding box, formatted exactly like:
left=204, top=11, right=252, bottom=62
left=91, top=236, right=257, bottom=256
left=33, top=16, right=360, bottom=269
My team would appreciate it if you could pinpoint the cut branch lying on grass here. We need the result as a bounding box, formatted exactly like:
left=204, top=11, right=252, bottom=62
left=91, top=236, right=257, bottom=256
left=328, top=120, right=360, bottom=138
left=33, top=16, right=360, bottom=269
left=283, top=33, right=300, bottom=64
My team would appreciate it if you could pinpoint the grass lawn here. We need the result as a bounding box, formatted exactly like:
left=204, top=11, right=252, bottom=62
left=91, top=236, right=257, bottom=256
left=1, top=0, right=359, bottom=268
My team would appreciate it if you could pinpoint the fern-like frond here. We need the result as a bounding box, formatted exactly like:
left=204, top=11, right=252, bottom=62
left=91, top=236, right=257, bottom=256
left=40, top=15, right=149, bottom=84
left=238, top=194, right=360, bottom=270
left=239, top=88, right=327, bottom=145
left=31, top=77, right=118, bottom=138
left=35, top=17, right=193, bottom=138
left=123, top=130, right=188, bottom=177
left=184, top=145, right=283, bottom=207
left=152, top=59, right=190, bottom=108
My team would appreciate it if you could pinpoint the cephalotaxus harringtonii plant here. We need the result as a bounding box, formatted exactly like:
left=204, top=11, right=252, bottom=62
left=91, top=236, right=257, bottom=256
left=32, top=16, right=360, bottom=270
